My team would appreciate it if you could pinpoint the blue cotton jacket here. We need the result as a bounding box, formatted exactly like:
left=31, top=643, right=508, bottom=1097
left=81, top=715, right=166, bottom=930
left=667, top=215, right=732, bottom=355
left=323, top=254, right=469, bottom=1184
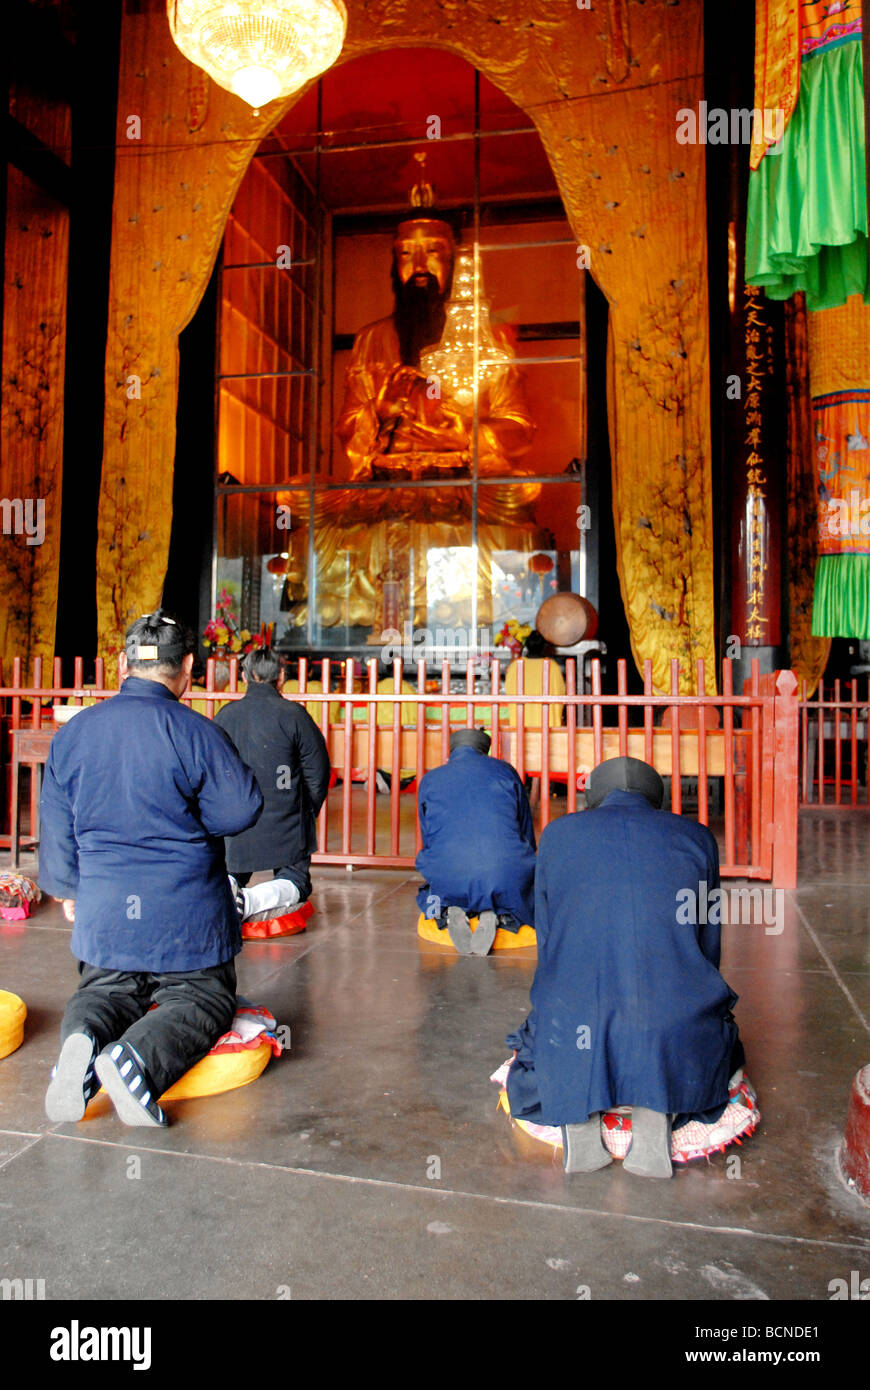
left=506, top=789, right=741, bottom=1123
left=415, top=745, right=537, bottom=925
left=38, top=676, right=264, bottom=973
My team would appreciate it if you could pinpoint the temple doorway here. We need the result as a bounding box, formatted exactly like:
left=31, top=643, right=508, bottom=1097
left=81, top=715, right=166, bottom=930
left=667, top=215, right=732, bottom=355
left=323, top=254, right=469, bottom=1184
left=170, top=46, right=634, bottom=685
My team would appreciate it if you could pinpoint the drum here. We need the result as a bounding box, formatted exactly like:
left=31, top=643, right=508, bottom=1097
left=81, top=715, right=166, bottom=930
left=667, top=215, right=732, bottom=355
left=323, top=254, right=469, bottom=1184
left=535, top=592, right=598, bottom=646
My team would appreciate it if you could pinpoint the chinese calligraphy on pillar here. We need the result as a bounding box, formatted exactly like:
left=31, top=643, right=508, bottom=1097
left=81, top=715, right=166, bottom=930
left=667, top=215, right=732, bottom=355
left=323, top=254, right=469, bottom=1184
left=733, top=284, right=783, bottom=647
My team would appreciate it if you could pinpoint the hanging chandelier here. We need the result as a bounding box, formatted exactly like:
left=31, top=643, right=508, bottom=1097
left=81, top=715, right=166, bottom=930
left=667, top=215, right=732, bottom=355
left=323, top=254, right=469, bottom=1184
left=167, top=1, right=347, bottom=112
left=420, top=247, right=512, bottom=407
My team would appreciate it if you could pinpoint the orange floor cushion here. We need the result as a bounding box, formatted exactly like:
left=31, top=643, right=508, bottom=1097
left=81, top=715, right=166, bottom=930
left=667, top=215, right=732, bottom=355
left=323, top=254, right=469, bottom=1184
left=242, top=898, right=314, bottom=941
left=0, top=990, right=26, bottom=1059
left=417, top=912, right=536, bottom=950
left=140, top=1003, right=281, bottom=1103
left=161, top=1036, right=274, bottom=1101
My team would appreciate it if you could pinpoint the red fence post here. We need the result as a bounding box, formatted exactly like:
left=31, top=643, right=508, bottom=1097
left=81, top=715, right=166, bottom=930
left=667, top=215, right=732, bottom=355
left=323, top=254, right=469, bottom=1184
left=770, top=669, right=799, bottom=888
left=415, top=658, right=426, bottom=855
left=566, top=658, right=577, bottom=814
left=733, top=735, right=750, bottom=870
left=365, top=658, right=378, bottom=859
left=318, top=658, right=331, bottom=854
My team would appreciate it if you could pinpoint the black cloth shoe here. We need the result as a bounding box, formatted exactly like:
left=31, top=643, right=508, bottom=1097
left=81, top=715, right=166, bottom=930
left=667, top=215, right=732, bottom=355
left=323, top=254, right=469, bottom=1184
left=496, top=912, right=523, bottom=934
left=227, top=875, right=248, bottom=921
left=95, top=1041, right=167, bottom=1128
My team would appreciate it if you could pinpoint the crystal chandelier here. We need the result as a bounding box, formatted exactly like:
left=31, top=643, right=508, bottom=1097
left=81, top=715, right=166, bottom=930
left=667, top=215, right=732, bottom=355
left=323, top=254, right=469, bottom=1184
left=167, top=1, right=347, bottom=112
left=420, top=247, right=511, bottom=407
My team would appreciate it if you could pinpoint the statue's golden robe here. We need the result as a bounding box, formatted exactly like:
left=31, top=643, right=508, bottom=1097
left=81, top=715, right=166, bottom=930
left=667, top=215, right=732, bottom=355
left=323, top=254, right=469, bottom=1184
left=293, top=315, right=545, bottom=632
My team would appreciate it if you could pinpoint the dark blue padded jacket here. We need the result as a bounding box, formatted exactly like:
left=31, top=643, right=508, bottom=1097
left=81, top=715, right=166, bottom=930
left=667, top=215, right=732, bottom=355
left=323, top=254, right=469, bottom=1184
left=39, top=676, right=263, bottom=972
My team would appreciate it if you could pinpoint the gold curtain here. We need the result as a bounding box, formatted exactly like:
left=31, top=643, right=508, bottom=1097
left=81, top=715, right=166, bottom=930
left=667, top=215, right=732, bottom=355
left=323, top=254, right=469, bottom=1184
left=98, top=0, right=715, bottom=692
left=0, top=162, right=69, bottom=676
left=95, top=7, right=268, bottom=665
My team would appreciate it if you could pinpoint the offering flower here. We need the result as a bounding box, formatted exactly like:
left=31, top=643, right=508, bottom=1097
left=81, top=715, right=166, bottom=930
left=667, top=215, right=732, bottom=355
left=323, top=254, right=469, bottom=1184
left=202, top=592, right=267, bottom=657
left=494, top=618, right=532, bottom=657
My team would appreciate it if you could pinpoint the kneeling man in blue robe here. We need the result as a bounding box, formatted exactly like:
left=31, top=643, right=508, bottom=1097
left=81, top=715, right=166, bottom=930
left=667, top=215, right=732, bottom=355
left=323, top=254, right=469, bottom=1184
left=416, top=728, right=536, bottom=955
left=40, top=611, right=263, bottom=1128
left=506, top=756, right=744, bottom=1178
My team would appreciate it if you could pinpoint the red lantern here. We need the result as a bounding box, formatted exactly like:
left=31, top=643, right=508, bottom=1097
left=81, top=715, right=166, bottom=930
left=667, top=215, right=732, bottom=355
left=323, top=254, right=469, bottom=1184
left=266, top=555, right=286, bottom=576
left=528, top=552, right=554, bottom=575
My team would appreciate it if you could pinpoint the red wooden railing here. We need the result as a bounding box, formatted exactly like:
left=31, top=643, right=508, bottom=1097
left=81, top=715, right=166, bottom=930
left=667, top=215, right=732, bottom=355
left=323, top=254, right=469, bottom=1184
left=0, top=656, right=800, bottom=885
left=799, top=678, right=870, bottom=807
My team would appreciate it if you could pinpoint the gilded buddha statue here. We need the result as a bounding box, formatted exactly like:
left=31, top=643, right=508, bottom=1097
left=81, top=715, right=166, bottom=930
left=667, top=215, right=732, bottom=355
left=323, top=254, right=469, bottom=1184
left=287, top=161, right=544, bottom=634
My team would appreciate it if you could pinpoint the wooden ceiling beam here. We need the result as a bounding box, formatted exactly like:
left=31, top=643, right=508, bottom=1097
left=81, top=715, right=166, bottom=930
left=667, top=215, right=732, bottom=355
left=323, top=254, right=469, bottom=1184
left=5, top=115, right=72, bottom=205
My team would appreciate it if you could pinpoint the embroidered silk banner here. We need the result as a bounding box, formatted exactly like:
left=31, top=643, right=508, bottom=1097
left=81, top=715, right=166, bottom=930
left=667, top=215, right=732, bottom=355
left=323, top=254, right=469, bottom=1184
left=809, top=295, right=870, bottom=637
left=747, top=0, right=867, bottom=309
left=814, top=390, right=870, bottom=556
left=749, top=0, right=801, bottom=171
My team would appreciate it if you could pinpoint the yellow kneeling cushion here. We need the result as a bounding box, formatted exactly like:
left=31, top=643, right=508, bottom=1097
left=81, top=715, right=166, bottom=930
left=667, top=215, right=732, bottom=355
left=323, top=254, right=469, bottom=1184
left=0, top=990, right=27, bottom=1059
left=160, top=1037, right=273, bottom=1102
left=417, top=912, right=536, bottom=950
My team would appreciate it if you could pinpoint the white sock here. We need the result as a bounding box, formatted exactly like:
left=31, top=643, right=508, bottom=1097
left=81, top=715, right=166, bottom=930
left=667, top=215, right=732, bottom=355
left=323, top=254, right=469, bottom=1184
left=243, top=877, right=301, bottom=923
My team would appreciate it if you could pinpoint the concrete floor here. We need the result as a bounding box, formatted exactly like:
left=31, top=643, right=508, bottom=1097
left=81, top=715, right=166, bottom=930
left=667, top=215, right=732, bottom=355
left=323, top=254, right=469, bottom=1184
left=1, top=803, right=870, bottom=1303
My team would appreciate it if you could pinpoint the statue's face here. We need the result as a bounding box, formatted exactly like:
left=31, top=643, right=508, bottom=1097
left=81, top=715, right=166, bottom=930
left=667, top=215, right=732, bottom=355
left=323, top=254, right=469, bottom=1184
left=394, top=225, right=453, bottom=292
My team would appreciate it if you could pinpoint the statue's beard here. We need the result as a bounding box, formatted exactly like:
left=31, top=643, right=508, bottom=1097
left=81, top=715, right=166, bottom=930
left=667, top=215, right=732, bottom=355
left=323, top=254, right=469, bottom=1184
left=391, top=265, right=450, bottom=367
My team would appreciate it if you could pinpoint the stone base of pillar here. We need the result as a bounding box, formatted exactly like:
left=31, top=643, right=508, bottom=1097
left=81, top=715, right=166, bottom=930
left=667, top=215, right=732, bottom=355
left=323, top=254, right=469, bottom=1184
left=839, top=1064, right=870, bottom=1203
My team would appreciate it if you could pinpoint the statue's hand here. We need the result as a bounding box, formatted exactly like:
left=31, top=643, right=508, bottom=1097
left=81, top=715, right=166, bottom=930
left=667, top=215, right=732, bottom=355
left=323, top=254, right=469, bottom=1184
left=377, top=365, right=423, bottom=419
left=435, top=397, right=473, bottom=428
left=424, top=396, right=472, bottom=446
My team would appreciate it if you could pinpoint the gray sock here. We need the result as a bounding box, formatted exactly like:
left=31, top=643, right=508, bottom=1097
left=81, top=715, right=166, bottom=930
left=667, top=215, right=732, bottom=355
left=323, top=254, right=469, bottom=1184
left=469, top=910, right=497, bottom=955
left=623, top=1107, right=673, bottom=1179
left=562, top=1116, right=613, bottom=1172
left=446, top=905, right=473, bottom=954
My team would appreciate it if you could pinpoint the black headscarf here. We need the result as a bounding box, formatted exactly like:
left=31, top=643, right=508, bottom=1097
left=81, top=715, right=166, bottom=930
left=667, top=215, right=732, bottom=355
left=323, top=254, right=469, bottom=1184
left=585, top=756, right=664, bottom=810
left=450, top=728, right=491, bottom=755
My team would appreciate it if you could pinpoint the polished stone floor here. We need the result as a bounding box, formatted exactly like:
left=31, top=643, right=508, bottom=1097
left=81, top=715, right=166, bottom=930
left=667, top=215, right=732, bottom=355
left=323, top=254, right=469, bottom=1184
left=1, top=803, right=869, bottom=1302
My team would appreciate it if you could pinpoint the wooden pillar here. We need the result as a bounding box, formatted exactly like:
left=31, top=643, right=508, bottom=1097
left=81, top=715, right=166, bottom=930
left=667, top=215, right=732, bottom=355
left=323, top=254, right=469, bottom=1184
left=727, top=283, right=785, bottom=661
